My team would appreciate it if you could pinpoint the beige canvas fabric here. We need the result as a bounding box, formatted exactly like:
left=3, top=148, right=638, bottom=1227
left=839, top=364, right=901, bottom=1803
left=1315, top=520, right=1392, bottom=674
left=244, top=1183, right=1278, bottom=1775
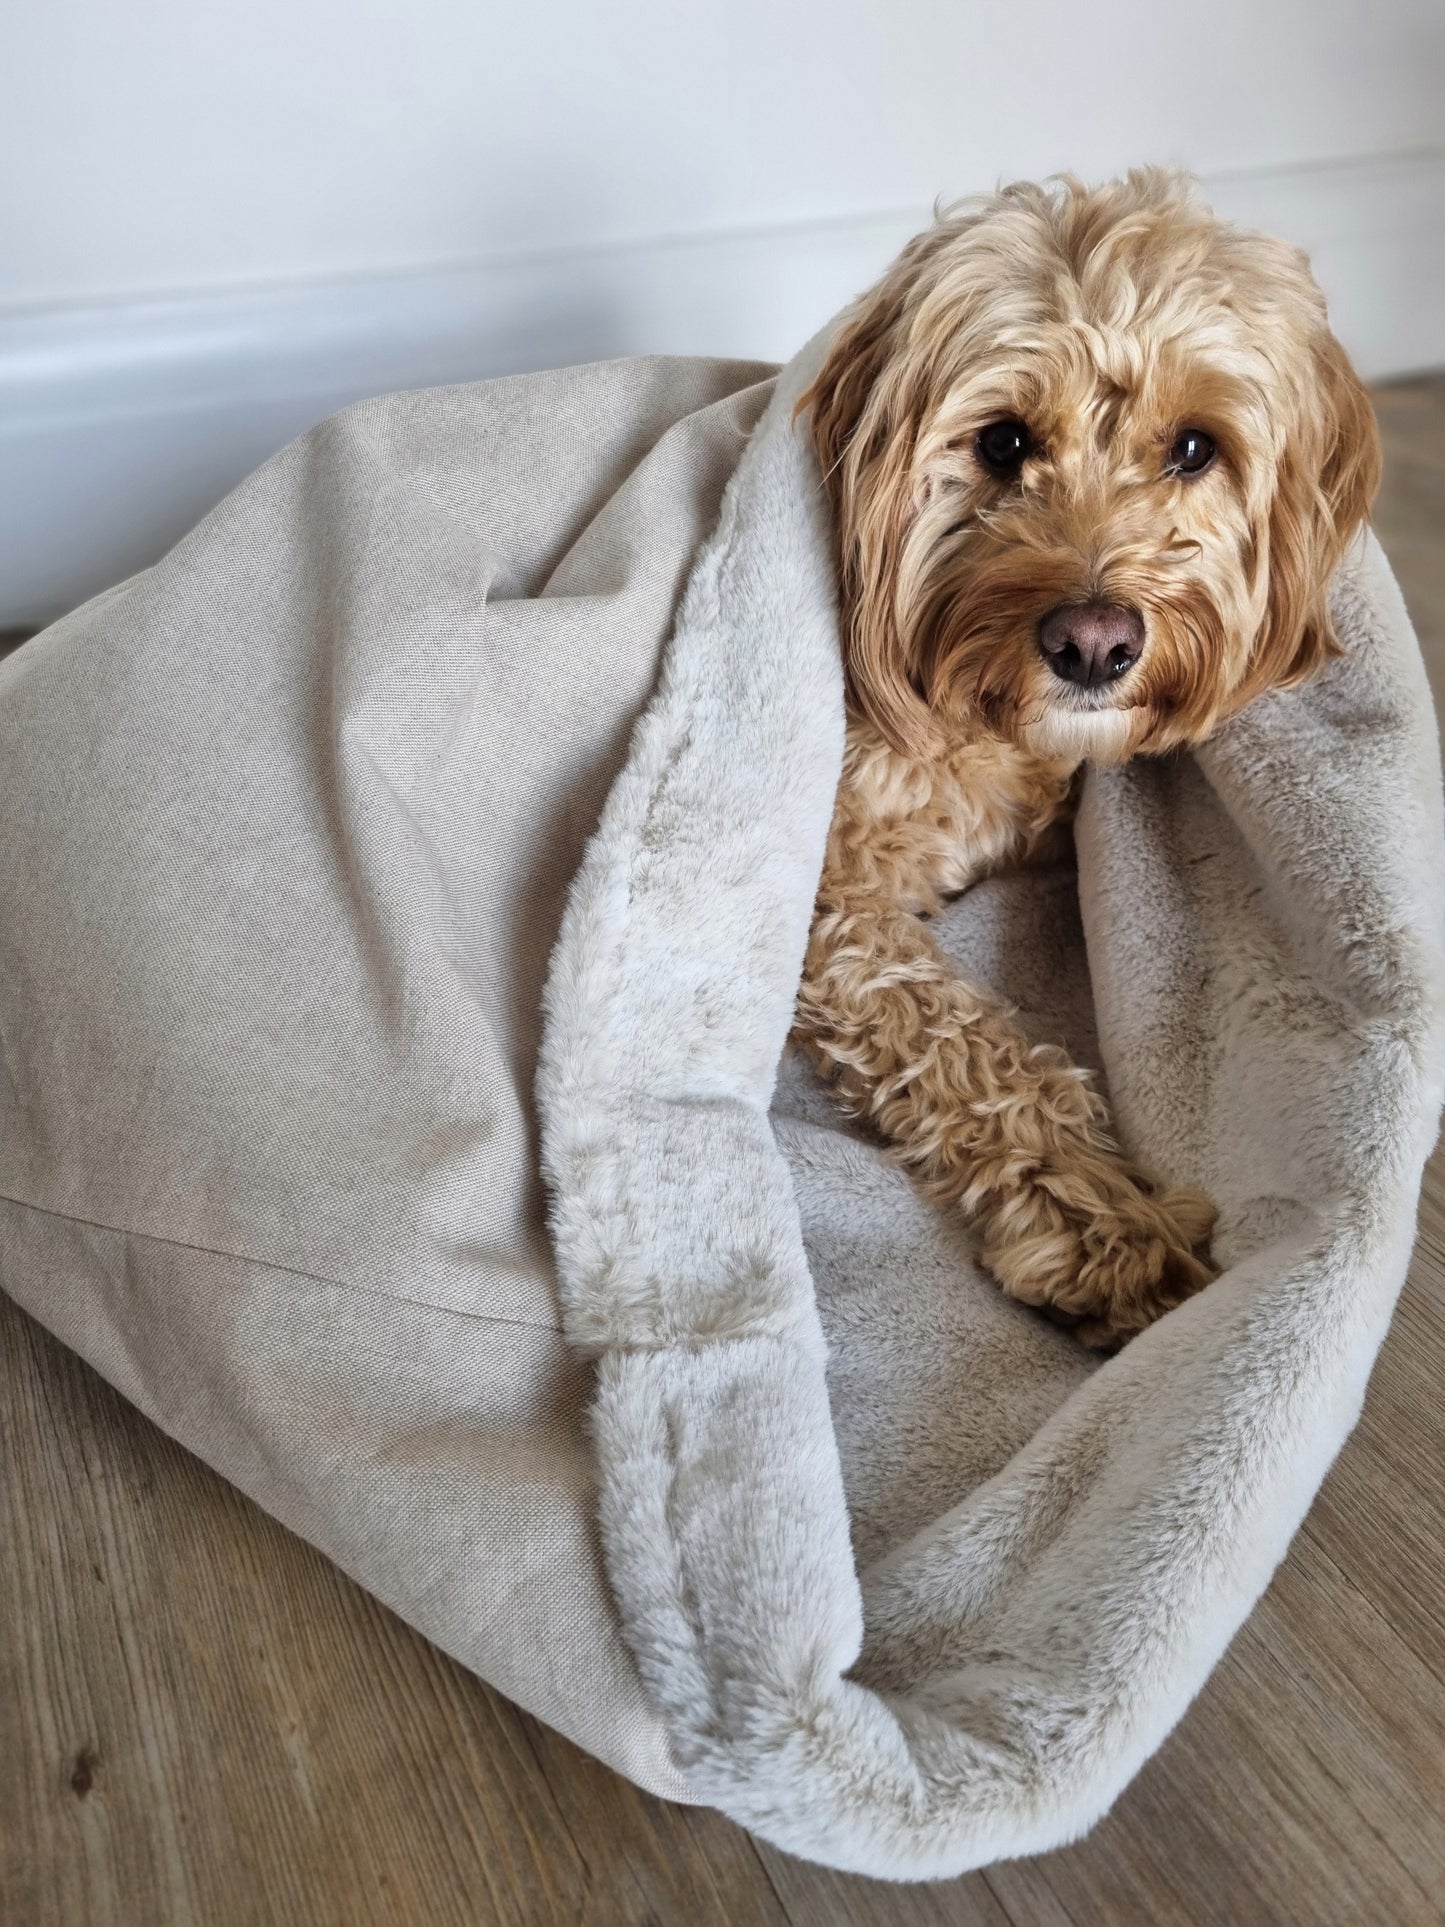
left=0, top=355, right=776, bottom=1801
left=4, top=331, right=1443, bottom=1878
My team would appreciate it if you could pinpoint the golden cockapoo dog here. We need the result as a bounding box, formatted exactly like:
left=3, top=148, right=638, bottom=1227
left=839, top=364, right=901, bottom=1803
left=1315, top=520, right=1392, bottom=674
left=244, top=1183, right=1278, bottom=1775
left=792, top=169, right=1381, bottom=1347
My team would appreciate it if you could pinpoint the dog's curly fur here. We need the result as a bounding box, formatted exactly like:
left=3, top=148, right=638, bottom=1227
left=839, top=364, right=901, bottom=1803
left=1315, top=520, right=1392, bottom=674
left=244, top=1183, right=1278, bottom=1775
left=793, top=168, right=1381, bottom=1346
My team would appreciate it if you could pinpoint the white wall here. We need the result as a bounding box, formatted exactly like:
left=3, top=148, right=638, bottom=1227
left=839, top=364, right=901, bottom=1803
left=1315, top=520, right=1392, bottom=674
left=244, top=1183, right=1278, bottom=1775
left=6, top=0, right=1442, bottom=303
left=3, top=0, right=1443, bottom=624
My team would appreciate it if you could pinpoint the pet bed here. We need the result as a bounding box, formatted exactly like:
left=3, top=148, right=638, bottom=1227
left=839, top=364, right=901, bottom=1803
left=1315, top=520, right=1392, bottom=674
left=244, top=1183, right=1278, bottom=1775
left=2, top=332, right=1442, bottom=1879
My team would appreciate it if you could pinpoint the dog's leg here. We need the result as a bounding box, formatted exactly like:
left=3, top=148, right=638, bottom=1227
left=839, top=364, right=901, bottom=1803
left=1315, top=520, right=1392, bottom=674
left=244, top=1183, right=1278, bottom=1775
left=795, top=883, right=1215, bottom=1346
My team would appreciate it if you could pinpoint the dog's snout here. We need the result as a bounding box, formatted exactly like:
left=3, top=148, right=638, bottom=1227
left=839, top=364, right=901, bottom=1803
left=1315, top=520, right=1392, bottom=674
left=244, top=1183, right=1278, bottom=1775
left=1038, top=603, right=1145, bottom=687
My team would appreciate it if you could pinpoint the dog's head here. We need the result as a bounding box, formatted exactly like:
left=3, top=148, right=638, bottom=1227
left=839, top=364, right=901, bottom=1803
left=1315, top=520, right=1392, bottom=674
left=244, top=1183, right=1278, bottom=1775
left=801, top=169, right=1380, bottom=763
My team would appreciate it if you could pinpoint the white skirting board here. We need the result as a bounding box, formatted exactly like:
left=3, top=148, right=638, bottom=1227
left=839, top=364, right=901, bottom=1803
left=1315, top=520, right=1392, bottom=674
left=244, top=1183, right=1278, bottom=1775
left=2, top=148, right=1442, bottom=630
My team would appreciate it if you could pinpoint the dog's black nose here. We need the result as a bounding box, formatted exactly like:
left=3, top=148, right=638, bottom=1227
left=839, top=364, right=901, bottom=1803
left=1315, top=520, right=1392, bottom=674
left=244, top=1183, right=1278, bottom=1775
left=1038, top=603, right=1145, bottom=686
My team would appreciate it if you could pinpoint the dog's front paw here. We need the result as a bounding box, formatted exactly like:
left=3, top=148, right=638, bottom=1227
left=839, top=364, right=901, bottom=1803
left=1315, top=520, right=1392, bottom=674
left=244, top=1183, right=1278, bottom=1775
left=982, top=1180, right=1216, bottom=1350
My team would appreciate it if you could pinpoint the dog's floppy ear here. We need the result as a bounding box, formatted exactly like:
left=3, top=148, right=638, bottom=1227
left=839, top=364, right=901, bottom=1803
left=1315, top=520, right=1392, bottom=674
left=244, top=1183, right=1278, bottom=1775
left=798, top=253, right=946, bottom=760
left=1237, top=329, right=1381, bottom=706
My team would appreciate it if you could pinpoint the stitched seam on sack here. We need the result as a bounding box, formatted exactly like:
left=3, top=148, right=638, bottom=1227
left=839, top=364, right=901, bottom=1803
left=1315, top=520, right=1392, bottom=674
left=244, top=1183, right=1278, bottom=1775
left=0, top=1190, right=563, bottom=1333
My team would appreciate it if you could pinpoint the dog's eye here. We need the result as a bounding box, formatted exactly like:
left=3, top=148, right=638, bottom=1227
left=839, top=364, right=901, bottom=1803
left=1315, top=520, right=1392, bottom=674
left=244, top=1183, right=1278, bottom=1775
left=976, top=419, right=1032, bottom=475
left=1168, top=428, right=1216, bottom=476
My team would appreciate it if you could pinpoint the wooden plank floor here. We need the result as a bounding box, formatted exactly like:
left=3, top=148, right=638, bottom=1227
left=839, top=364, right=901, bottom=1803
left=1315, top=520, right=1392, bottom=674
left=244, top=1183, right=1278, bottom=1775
left=4, top=376, right=1444, bottom=1926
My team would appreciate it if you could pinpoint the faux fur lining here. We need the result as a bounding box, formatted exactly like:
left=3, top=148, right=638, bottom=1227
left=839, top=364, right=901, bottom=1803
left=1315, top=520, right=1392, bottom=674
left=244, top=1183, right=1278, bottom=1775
left=537, top=330, right=1445, bottom=1878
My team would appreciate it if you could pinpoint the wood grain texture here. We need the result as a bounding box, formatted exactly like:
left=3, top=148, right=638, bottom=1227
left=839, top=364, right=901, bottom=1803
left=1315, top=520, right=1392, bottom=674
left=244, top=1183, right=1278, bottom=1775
left=4, top=375, right=1444, bottom=1926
